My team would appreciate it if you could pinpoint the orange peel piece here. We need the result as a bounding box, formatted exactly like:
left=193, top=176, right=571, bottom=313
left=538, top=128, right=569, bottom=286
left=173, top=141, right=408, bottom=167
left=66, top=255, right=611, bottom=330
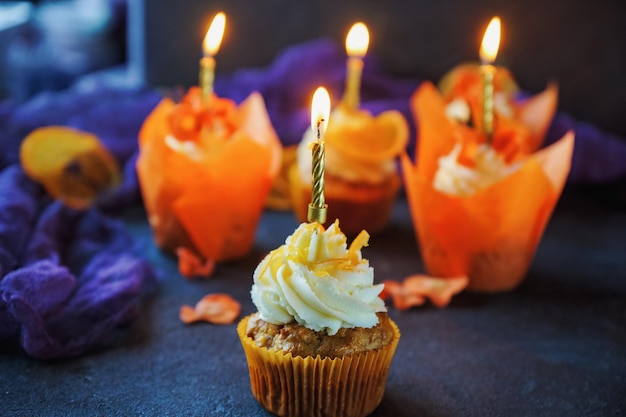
left=324, top=106, right=409, bottom=163
left=179, top=293, right=241, bottom=325
left=136, top=90, right=282, bottom=264
left=381, top=275, right=468, bottom=310
left=20, top=126, right=121, bottom=209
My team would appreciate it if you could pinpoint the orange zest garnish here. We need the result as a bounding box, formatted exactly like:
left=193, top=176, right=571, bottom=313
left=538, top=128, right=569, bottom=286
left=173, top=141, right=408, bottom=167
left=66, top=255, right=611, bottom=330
left=381, top=274, right=468, bottom=310
left=455, top=128, right=481, bottom=168
left=202, top=95, right=239, bottom=136
left=179, top=293, right=241, bottom=325
left=348, top=229, right=370, bottom=262
left=168, top=101, right=202, bottom=141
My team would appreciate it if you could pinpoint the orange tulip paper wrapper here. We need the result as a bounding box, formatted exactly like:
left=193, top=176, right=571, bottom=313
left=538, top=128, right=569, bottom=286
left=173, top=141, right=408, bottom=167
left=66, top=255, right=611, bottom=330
left=402, top=81, right=574, bottom=292
left=137, top=88, right=282, bottom=269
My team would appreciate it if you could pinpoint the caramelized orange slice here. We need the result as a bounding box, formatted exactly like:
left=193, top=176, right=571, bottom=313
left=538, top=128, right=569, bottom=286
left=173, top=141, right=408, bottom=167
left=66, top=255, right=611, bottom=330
left=20, top=126, right=120, bottom=209
left=324, top=107, right=409, bottom=163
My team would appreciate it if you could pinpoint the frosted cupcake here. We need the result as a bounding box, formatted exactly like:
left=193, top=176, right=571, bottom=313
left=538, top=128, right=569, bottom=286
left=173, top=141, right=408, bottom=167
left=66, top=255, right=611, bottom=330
left=289, top=23, right=409, bottom=236
left=237, top=220, right=400, bottom=417
left=136, top=12, right=282, bottom=276
left=137, top=87, right=282, bottom=275
left=402, top=74, right=574, bottom=292
left=289, top=106, right=408, bottom=236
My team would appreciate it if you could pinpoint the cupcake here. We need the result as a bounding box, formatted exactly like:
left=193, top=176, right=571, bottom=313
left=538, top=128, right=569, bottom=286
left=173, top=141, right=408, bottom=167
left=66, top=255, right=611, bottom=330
left=137, top=87, right=282, bottom=275
left=289, top=105, right=408, bottom=236
left=237, top=220, right=400, bottom=417
left=402, top=68, right=574, bottom=293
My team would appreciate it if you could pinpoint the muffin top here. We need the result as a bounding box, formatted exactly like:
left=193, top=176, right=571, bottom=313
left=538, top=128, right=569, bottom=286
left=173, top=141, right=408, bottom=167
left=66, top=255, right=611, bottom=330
left=250, top=220, right=386, bottom=336
left=246, top=312, right=394, bottom=358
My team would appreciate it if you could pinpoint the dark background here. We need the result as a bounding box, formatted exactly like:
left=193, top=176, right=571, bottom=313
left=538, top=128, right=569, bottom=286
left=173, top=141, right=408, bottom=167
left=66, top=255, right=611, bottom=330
left=136, top=0, right=626, bottom=137
left=1, top=0, right=625, bottom=137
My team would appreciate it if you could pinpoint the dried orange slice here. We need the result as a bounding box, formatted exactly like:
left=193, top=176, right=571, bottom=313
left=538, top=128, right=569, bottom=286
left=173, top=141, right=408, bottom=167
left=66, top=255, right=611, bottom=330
left=20, top=126, right=121, bottom=209
left=324, top=106, right=409, bottom=163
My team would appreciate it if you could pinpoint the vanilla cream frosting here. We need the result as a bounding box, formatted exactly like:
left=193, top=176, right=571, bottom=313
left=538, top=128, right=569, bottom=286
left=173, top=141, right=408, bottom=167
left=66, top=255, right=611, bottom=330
left=433, top=143, right=520, bottom=196
left=164, top=134, right=203, bottom=161
left=445, top=98, right=471, bottom=123
left=250, top=221, right=386, bottom=335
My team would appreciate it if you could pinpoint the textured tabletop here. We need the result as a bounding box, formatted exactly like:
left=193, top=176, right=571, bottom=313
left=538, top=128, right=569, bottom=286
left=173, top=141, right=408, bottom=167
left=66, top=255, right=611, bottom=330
left=1, top=185, right=625, bottom=417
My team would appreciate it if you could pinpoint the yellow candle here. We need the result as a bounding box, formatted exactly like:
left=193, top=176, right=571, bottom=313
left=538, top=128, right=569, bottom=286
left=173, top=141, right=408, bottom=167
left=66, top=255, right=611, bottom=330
left=479, top=16, right=501, bottom=141
left=342, top=22, right=369, bottom=110
left=308, top=87, right=331, bottom=224
left=200, top=12, right=226, bottom=103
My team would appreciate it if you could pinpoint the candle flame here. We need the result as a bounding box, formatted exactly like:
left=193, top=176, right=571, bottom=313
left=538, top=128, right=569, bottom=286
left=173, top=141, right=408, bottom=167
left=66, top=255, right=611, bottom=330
left=311, top=87, right=331, bottom=139
left=203, top=12, right=226, bottom=57
left=479, top=16, right=501, bottom=64
left=345, top=22, right=369, bottom=58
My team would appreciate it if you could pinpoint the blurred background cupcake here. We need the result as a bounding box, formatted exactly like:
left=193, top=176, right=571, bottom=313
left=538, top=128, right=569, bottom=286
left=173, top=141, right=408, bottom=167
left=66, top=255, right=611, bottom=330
left=289, top=22, right=409, bottom=236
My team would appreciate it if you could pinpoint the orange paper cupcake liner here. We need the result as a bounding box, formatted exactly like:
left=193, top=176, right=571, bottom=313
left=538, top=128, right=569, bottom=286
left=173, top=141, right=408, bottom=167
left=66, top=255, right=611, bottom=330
left=137, top=92, right=282, bottom=263
left=237, top=315, right=400, bottom=417
left=403, top=82, right=574, bottom=292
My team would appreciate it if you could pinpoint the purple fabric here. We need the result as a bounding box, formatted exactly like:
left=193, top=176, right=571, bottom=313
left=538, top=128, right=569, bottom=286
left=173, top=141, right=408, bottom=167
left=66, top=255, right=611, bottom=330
left=0, top=167, right=158, bottom=359
left=0, top=164, right=158, bottom=359
left=546, top=112, right=626, bottom=184
left=0, top=83, right=160, bottom=359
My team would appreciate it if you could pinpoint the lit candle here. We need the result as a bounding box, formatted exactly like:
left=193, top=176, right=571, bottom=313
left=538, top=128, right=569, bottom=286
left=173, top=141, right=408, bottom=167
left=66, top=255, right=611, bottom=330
left=479, top=16, right=501, bottom=141
left=342, top=22, right=369, bottom=110
left=307, top=87, right=331, bottom=224
left=200, top=12, right=226, bottom=103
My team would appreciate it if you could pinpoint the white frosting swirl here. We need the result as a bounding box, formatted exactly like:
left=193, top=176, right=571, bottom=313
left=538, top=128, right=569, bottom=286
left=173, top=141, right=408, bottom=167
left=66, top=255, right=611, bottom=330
left=433, top=143, right=520, bottom=196
left=250, top=221, right=386, bottom=335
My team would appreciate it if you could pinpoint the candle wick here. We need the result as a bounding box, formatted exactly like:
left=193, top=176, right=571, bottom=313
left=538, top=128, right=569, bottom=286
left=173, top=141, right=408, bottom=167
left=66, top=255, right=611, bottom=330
left=316, top=118, right=325, bottom=140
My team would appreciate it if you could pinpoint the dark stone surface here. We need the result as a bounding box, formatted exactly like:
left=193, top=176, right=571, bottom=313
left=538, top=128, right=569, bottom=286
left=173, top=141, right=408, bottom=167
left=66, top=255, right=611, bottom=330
left=1, top=186, right=625, bottom=417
